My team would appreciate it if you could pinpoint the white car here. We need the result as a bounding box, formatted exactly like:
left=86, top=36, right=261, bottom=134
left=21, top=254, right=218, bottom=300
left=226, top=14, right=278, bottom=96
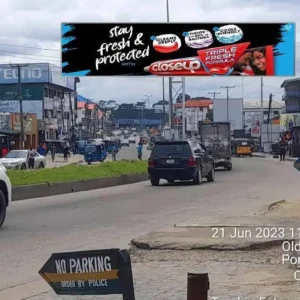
left=0, top=150, right=46, bottom=170
left=128, top=136, right=136, bottom=144
left=0, top=165, right=12, bottom=228
left=121, top=139, right=130, bottom=146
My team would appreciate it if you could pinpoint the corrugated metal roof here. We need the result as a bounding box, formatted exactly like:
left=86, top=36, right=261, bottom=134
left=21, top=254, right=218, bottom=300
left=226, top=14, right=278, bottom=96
left=243, top=100, right=282, bottom=109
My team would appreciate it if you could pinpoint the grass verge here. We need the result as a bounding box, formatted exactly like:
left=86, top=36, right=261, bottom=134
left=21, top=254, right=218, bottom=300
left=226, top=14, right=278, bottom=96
left=8, top=160, right=148, bottom=186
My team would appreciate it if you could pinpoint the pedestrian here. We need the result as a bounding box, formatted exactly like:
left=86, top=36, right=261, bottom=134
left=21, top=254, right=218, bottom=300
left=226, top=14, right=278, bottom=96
left=137, top=142, right=143, bottom=160
left=28, top=146, right=36, bottom=169
left=1, top=146, right=8, bottom=157
left=37, top=143, right=46, bottom=156
left=279, top=138, right=287, bottom=161
left=111, top=144, right=117, bottom=161
left=63, top=144, right=68, bottom=161
left=50, top=143, right=56, bottom=163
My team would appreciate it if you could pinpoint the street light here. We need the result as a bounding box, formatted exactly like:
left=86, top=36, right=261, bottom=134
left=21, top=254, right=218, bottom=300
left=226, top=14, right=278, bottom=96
left=144, top=94, right=153, bottom=109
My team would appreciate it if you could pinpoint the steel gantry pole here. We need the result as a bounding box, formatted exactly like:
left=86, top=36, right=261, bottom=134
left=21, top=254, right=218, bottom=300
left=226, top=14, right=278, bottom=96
left=165, top=0, right=185, bottom=138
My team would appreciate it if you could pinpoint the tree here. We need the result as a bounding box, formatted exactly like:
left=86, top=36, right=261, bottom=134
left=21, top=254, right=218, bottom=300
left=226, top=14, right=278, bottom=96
left=176, top=93, right=191, bottom=103
left=206, top=108, right=213, bottom=121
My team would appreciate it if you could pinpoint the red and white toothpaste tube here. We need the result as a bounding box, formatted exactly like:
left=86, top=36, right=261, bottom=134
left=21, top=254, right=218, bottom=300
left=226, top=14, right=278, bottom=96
left=144, top=58, right=232, bottom=76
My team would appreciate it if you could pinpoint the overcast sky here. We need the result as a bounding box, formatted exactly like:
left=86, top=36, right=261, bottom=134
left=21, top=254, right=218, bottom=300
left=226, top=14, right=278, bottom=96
left=1, top=0, right=299, bottom=106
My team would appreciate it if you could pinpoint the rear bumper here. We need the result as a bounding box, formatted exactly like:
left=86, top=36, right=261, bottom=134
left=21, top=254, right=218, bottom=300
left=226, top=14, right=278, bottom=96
left=215, top=159, right=231, bottom=168
left=148, top=166, right=197, bottom=180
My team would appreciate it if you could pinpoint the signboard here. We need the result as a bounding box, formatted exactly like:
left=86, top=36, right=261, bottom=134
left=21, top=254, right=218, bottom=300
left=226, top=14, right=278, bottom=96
left=0, top=84, right=43, bottom=100
left=39, top=249, right=135, bottom=298
left=62, top=23, right=295, bottom=77
left=0, top=64, right=76, bottom=89
left=0, top=63, right=50, bottom=84
left=0, top=100, right=43, bottom=119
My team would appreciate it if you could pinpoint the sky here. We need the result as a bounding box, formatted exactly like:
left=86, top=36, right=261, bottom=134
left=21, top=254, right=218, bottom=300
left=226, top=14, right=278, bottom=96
left=0, top=0, right=299, bottom=107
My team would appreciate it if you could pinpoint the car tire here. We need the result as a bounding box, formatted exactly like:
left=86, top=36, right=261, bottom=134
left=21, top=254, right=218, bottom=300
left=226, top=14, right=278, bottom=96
left=193, top=167, right=202, bottom=185
left=21, top=163, right=26, bottom=170
left=227, top=164, right=232, bottom=171
left=0, top=190, right=7, bottom=229
left=207, top=167, right=215, bottom=182
left=150, top=177, right=160, bottom=186
left=38, top=162, right=45, bottom=168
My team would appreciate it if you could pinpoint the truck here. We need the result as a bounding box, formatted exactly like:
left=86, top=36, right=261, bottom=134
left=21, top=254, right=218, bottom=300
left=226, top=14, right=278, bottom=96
left=198, top=121, right=232, bottom=171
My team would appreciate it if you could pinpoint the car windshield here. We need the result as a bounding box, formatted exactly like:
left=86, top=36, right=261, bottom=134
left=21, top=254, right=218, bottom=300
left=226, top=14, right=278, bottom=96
left=85, top=146, right=96, bottom=152
left=77, top=141, right=85, bottom=146
left=152, top=142, right=192, bottom=157
left=5, top=150, right=27, bottom=159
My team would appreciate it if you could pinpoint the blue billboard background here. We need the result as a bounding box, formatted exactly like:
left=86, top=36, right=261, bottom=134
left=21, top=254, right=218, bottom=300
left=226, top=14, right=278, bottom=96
left=0, top=63, right=75, bottom=89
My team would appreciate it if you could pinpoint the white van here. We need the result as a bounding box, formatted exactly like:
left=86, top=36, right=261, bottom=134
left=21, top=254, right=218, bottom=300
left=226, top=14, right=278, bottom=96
left=0, top=165, right=12, bottom=228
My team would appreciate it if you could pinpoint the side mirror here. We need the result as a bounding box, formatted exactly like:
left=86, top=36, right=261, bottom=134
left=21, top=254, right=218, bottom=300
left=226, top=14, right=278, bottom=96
left=208, top=150, right=213, bottom=155
left=194, top=149, right=201, bottom=154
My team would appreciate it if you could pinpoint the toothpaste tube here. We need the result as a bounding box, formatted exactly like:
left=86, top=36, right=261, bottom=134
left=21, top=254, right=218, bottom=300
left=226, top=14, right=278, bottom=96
left=144, top=57, right=232, bottom=76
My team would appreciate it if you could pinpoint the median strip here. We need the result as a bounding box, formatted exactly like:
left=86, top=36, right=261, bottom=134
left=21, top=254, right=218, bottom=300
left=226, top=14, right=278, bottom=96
left=9, top=160, right=148, bottom=200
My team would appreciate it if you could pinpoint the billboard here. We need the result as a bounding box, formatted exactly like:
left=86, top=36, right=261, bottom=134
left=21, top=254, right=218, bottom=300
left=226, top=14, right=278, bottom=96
left=0, top=64, right=75, bottom=89
left=61, top=23, right=295, bottom=77
left=213, top=98, right=243, bottom=130
left=0, top=101, right=43, bottom=119
left=0, top=84, right=43, bottom=101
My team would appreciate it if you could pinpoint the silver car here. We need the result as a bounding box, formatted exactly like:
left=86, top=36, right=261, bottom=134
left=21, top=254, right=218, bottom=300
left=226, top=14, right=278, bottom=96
left=0, top=150, right=46, bottom=170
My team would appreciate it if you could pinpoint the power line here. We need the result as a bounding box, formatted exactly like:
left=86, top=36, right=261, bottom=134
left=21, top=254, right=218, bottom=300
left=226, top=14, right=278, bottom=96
left=0, top=43, right=60, bottom=52
left=208, top=92, right=220, bottom=100
left=0, top=50, right=60, bottom=59
left=0, top=53, right=60, bottom=63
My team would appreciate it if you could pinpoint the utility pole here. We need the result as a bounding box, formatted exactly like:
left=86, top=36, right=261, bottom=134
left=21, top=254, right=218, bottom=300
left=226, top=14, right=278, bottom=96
left=220, top=86, right=235, bottom=122
left=208, top=92, right=220, bottom=100
left=162, top=77, right=166, bottom=129
left=260, top=77, right=264, bottom=151
left=182, top=77, right=186, bottom=139
left=144, top=94, right=152, bottom=109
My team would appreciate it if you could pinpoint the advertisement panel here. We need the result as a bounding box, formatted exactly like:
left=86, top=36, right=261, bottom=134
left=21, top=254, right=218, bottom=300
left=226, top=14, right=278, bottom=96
left=0, top=63, right=49, bottom=84
left=213, top=98, right=243, bottom=130
left=280, top=113, right=300, bottom=130
left=0, top=84, right=43, bottom=101
left=61, top=23, right=295, bottom=77
left=0, top=101, right=43, bottom=119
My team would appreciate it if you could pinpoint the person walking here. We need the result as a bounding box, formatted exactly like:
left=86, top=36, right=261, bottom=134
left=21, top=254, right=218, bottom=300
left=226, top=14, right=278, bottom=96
left=28, top=147, right=36, bottom=169
left=137, top=142, right=143, bottom=160
left=50, top=144, right=56, bottom=163
left=111, top=144, right=117, bottom=161
left=63, top=144, right=69, bottom=162
left=279, top=138, right=287, bottom=161
left=1, top=146, right=8, bottom=158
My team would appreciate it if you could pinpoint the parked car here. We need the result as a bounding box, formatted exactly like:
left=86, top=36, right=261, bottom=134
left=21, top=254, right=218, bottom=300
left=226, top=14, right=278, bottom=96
left=148, top=140, right=215, bottom=186
left=0, top=164, right=12, bottom=228
left=0, top=150, right=46, bottom=170
left=128, top=136, right=136, bottom=144
left=121, top=139, right=130, bottom=146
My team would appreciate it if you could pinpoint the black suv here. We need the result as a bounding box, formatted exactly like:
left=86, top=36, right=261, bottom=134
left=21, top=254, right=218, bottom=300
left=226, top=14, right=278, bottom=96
left=148, top=140, right=215, bottom=186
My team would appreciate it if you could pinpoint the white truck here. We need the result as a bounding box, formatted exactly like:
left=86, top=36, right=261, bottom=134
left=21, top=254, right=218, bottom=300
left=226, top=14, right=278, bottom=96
left=0, top=165, right=12, bottom=228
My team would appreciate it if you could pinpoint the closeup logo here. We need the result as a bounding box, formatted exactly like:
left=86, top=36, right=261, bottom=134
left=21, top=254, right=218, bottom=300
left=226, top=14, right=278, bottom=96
left=144, top=58, right=208, bottom=76
left=150, top=34, right=181, bottom=53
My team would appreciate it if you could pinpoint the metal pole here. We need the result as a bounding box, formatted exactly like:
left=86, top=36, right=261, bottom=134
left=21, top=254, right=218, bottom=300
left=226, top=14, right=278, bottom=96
left=187, top=272, right=209, bottom=300
left=162, top=77, right=166, bottom=128
left=17, top=65, right=25, bottom=149
left=168, top=77, right=173, bottom=127
left=182, top=77, right=186, bottom=139
left=260, top=77, right=264, bottom=151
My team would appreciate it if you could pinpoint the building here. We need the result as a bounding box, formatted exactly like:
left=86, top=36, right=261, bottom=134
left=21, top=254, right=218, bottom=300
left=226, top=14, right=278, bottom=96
left=281, top=78, right=300, bottom=113
left=243, top=100, right=282, bottom=128
left=0, top=63, right=78, bottom=144
left=152, top=100, right=170, bottom=113
left=174, top=98, right=213, bottom=134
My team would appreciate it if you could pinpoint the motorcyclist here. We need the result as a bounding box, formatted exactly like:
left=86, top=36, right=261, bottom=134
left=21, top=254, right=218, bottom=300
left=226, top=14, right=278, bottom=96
left=137, top=142, right=143, bottom=160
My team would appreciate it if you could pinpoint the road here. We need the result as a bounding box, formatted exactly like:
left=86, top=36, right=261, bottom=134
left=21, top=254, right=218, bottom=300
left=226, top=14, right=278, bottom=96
left=1, top=157, right=300, bottom=299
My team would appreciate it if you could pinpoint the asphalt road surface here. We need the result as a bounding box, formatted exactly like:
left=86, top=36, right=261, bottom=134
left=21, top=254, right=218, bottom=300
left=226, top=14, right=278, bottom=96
left=1, top=157, right=300, bottom=299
